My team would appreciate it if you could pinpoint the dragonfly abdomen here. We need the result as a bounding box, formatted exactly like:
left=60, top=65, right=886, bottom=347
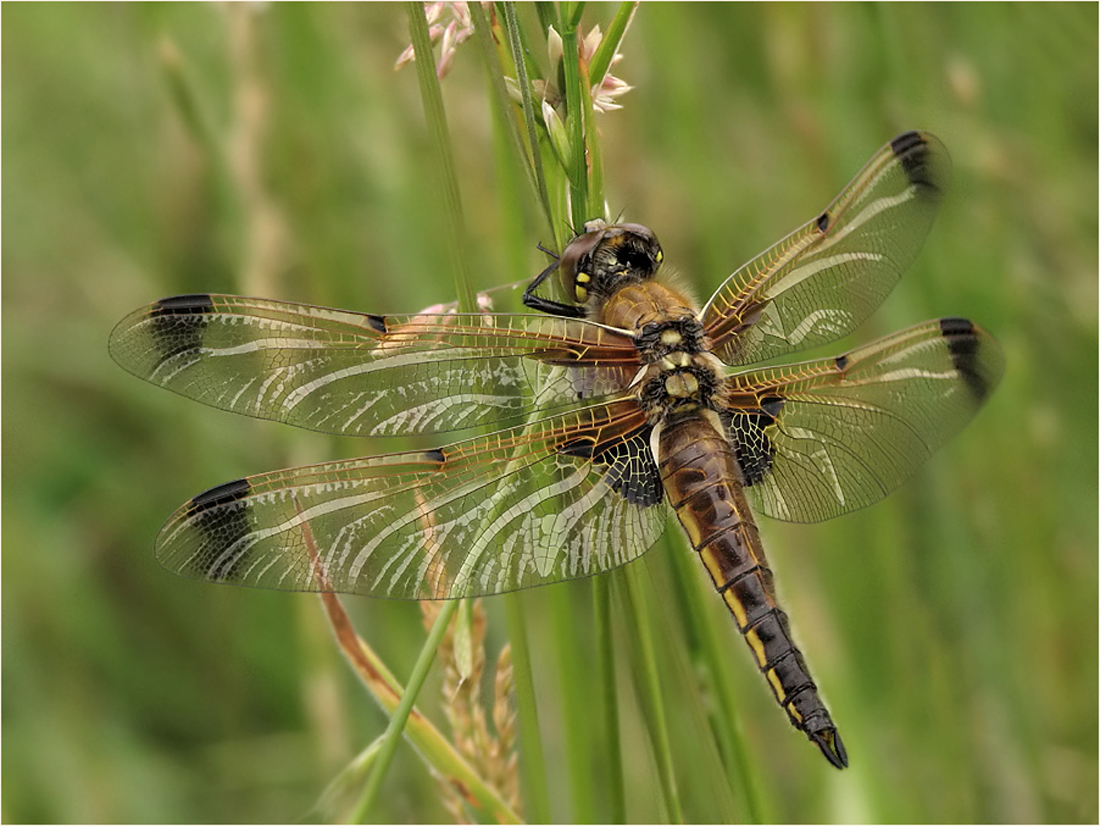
left=656, top=412, right=848, bottom=769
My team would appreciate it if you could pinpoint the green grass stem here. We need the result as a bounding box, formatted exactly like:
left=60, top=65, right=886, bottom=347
left=557, top=19, right=589, bottom=228
left=405, top=1, right=476, bottom=314
left=622, top=564, right=684, bottom=823
left=667, top=540, right=768, bottom=823
left=503, top=593, right=552, bottom=823
left=578, top=59, right=605, bottom=219
left=593, top=574, right=626, bottom=823
left=351, top=598, right=460, bottom=822
left=550, top=586, right=598, bottom=821
left=478, top=3, right=555, bottom=241
left=588, top=2, right=638, bottom=89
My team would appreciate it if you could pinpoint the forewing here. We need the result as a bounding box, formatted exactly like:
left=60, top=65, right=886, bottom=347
left=109, top=294, right=640, bottom=437
left=702, top=131, right=951, bottom=366
left=722, top=318, right=1003, bottom=523
left=155, top=400, right=670, bottom=598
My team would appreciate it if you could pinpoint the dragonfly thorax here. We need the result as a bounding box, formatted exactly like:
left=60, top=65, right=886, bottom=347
left=636, top=347, right=725, bottom=420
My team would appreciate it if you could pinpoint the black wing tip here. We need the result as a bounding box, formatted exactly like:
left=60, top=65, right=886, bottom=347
left=810, top=727, right=849, bottom=769
left=109, top=294, right=215, bottom=364
left=890, top=130, right=948, bottom=195
left=169, top=477, right=255, bottom=583
left=890, top=129, right=927, bottom=155
left=938, top=316, right=1001, bottom=402
left=939, top=315, right=975, bottom=336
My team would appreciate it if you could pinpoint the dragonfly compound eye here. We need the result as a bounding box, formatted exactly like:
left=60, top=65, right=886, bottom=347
left=559, top=221, right=663, bottom=305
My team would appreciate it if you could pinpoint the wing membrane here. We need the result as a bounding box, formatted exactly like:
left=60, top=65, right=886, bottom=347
left=155, top=399, right=670, bottom=598
left=108, top=294, right=640, bottom=437
left=722, top=318, right=1003, bottom=522
left=702, top=131, right=951, bottom=366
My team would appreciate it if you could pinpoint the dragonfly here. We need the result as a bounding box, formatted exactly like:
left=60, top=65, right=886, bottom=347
left=110, top=131, right=1003, bottom=769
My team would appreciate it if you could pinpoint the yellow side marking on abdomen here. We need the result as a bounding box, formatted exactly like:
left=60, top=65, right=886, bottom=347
left=722, top=588, right=750, bottom=628
left=766, top=668, right=786, bottom=702
left=744, top=626, right=768, bottom=667
left=677, top=510, right=707, bottom=549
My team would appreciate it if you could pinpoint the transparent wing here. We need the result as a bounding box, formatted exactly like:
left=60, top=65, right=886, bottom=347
left=702, top=131, right=951, bottom=366
left=721, top=318, right=1003, bottom=523
left=155, top=399, right=670, bottom=598
left=109, top=294, right=641, bottom=437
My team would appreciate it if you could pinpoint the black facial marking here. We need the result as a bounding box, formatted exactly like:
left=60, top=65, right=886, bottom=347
left=939, top=317, right=990, bottom=401
left=185, top=478, right=253, bottom=582
left=616, top=241, right=658, bottom=272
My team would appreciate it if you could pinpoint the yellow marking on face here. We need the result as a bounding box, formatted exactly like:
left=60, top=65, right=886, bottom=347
left=660, top=328, right=682, bottom=346
left=766, top=668, right=786, bottom=702
left=744, top=627, right=767, bottom=667
left=576, top=272, right=591, bottom=284
left=723, top=590, right=749, bottom=628
left=575, top=285, right=588, bottom=302
left=655, top=250, right=663, bottom=263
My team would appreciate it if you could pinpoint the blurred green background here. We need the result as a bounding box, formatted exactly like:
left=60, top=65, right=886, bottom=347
left=4, top=3, right=1096, bottom=822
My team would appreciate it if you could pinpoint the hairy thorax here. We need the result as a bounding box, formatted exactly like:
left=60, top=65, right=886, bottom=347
left=599, top=280, right=726, bottom=422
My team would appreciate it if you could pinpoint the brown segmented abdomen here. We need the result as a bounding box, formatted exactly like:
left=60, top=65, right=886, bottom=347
left=657, top=412, right=848, bottom=768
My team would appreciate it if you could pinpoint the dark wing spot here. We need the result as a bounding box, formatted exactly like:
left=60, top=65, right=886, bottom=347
left=566, top=427, right=663, bottom=507
left=834, top=354, right=849, bottom=372
left=153, top=294, right=215, bottom=314
left=890, top=130, right=924, bottom=156
left=184, top=478, right=253, bottom=582
left=148, top=294, right=214, bottom=365
left=816, top=212, right=830, bottom=233
left=725, top=397, right=785, bottom=486
left=939, top=317, right=990, bottom=401
left=366, top=314, right=388, bottom=334
left=597, top=430, right=664, bottom=507
left=557, top=438, right=597, bottom=460
left=191, top=477, right=252, bottom=508
left=423, top=448, right=447, bottom=464
left=760, top=395, right=784, bottom=418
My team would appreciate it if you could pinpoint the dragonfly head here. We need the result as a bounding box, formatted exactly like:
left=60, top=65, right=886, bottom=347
left=559, top=219, right=664, bottom=309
